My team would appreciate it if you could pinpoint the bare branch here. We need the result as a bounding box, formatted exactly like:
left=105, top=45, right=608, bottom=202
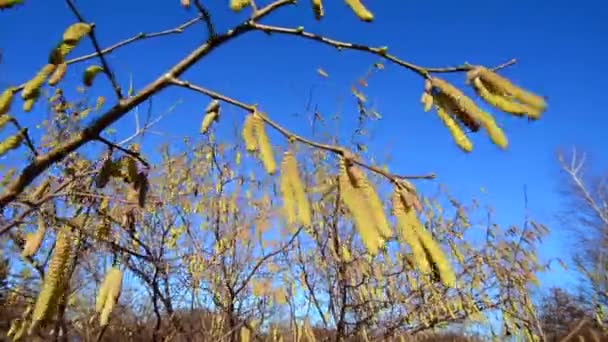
left=65, top=0, right=123, bottom=99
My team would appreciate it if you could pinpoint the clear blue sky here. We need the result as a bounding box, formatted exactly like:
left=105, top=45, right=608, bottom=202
left=2, top=0, right=607, bottom=293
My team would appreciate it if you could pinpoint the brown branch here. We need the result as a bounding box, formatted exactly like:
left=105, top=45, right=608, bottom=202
left=65, top=15, right=205, bottom=65
left=65, top=0, right=123, bottom=99
left=251, top=23, right=516, bottom=76
left=0, top=0, right=295, bottom=212
left=192, top=0, right=216, bottom=39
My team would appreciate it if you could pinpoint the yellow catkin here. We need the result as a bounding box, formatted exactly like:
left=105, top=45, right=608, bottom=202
left=344, top=0, right=374, bottom=22
left=98, top=267, right=123, bottom=326
left=338, top=158, right=383, bottom=255
left=475, top=109, right=508, bottom=149
left=21, top=216, right=46, bottom=258
left=281, top=151, right=311, bottom=226
left=83, top=65, right=104, bottom=87
left=22, top=64, right=56, bottom=100
left=434, top=99, right=473, bottom=152
left=279, top=154, right=298, bottom=226
left=473, top=66, right=547, bottom=113
left=0, top=130, right=24, bottom=157
left=420, top=91, right=433, bottom=112
left=414, top=224, right=456, bottom=287
left=229, top=0, right=250, bottom=11
left=253, top=112, right=277, bottom=174
left=30, top=227, right=72, bottom=332
left=346, top=161, right=392, bottom=239
left=0, top=114, right=11, bottom=131
left=471, top=76, right=542, bottom=119
left=430, top=78, right=483, bottom=130
left=0, top=87, right=14, bottom=114
left=240, top=326, right=251, bottom=342
left=392, top=189, right=431, bottom=275
left=311, top=0, right=324, bottom=20
left=23, top=96, right=38, bottom=112
left=200, top=100, right=220, bottom=134
left=242, top=114, right=258, bottom=152
left=432, top=77, right=508, bottom=149
left=62, top=23, right=92, bottom=44
left=48, top=63, right=67, bottom=86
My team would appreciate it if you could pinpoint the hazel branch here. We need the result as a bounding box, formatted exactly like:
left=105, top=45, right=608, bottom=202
left=168, top=78, right=434, bottom=183
left=65, top=0, right=123, bottom=99
left=66, top=15, right=205, bottom=65
left=250, top=23, right=516, bottom=76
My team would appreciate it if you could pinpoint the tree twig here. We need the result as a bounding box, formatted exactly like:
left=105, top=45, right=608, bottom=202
left=65, top=0, right=123, bottom=99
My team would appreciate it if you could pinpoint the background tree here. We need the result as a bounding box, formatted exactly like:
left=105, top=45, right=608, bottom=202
left=556, top=149, right=608, bottom=330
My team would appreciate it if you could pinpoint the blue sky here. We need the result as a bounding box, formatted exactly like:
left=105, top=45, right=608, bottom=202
left=1, top=0, right=607, bottom=295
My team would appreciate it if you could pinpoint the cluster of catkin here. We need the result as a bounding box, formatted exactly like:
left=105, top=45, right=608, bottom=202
left=338, top=157, right=392, bottom=255
left=392, top=185, right=456, bottom=287
left=421, top=67, right=547, bottom=152
left=95, top=147, right=148, bottom=208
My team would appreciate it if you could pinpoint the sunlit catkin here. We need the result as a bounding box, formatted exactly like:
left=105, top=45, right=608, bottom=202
left=280, top=151, right=311, bottom=226
left=338, top=158, right=383, bottom=255
left=345, top=161, right=392, bottom=239
left=391, top=189, right=431, bottom=275
left=97, top=267, right=123, bottom=326
left=432, top=77, right=508, bottom=150
left=48, top=63, right=67, bottom=86
left=83, top=65, right=104, bottom=87
left=471, top=76, right=542, bottom=119
left=311, top=0, right=324, bottom=20
left=30, top=227, right=72, bottom=332
left=420, top=91, right=433, bottom=112
left=229, top=0, right=250, bottom=11
left=345, top=0, right=374, bottom=22
left=242, top=114, right=258, bottom=152
left=0, top=130, right=24, bottom=157
left=0, top=87, right=14, bottom=114
left=22, top=64, right=56, bottom=100
left=200, top=99, right=220, bottom=134
left=430, top=78, right=482, bottom=131
left=21, top=216, right=46, bottom=258
left=473, top=66, right=547, bottom=114
left=0, top=114, right=11, bottom=132
left=62, top=23, right=91, bottom=44
left=415, top=223, right=456, bottom=287
left=433, top=99, right=473, bottom=152
left=253, top=112, right=277, bottom=174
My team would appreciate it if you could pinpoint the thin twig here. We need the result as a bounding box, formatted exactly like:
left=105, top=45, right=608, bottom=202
left=192, top=0, right=216, bottom=39
left=169, top=78, right=435, bottom=184
left=66, top=15, right=205, bottom=65
left=65, top=0, right=123, bottom=99
left=96, top=136, right=150, bottom=168
left=251, top=23, right=516, bottom=76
